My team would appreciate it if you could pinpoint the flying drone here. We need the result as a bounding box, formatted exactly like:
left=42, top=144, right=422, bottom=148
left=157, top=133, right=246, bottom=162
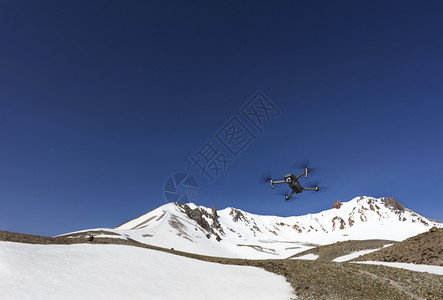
left=268, top=167, right=319, bottom=200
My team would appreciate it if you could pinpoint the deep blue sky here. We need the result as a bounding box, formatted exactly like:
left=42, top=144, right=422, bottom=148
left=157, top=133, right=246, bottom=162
left=1, top=1, right=442, bottom=236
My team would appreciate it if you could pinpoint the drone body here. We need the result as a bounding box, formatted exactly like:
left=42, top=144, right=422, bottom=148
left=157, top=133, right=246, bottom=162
left=270, top=168, right=319, bottom=200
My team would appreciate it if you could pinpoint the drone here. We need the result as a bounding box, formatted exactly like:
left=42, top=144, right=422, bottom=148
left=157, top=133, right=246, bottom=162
left=268, top=167, right=319, bottom=200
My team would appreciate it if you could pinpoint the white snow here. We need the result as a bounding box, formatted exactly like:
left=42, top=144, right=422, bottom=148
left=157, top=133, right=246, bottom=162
left=291, top=253, right=319, bottom=260
left=352, top=261, right=443, bottom=275
left=0, top=242, right=292, bottom=300
left=332, top=249, right=381, bottom=262
left=333, top=243, right=394, bottom=262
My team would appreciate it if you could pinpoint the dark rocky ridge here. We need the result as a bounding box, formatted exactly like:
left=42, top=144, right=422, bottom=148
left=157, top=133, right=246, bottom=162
left=176, top=203, right=223, bottom=241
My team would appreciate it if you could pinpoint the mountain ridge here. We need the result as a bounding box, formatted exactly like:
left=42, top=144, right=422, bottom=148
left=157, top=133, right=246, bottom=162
left=59, top=196, right=441, bottom=259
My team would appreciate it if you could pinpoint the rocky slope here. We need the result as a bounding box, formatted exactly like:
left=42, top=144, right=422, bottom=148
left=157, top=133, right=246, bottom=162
left=352, top=226, right=443, bottom=266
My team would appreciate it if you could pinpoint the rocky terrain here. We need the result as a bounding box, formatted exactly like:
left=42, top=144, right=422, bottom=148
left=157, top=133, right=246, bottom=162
left=352, top=226, right=443, bottom=266
left=1, top=230, right=442, bottom=299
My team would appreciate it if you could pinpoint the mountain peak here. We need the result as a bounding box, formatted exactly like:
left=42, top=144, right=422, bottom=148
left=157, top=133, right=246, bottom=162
left=67, top=196, right=441, bottom=259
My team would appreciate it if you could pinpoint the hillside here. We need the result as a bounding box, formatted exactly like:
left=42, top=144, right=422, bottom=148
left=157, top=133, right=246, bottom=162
left=352, top=226, right=443, bottom=266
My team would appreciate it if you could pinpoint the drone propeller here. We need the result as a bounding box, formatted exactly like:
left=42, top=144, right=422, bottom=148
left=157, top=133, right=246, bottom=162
left=294, top=159, right=320, bottom=175
left=318, top=186, right=331, bottom=192
left=259, top=171, right=273, bottom=184
left=276, top=190, right=288, bottom=196
left=294, top=159, right=311, bottom=170
left=309, top=181, right=330, bottom=193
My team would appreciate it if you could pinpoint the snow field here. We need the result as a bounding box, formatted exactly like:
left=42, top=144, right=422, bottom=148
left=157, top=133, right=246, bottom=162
left=0, top=242, right=292, bottom=300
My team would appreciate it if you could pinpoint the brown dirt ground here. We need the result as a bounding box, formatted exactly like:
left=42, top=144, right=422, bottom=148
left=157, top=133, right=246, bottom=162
left=1, top=230, right=442, bottom=300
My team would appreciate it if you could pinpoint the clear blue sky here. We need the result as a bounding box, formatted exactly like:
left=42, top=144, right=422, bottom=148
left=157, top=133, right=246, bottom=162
left=1, top=1, right=442, bottom=236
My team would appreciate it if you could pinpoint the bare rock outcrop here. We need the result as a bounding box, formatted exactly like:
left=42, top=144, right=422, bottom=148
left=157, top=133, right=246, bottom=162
left=176, top=203, right=223, bottom=241
left=380, top=197, right=404, bottom=212
left=332, top=200, right=342, bottom=209
left=230, top=208, right=247, bottom=222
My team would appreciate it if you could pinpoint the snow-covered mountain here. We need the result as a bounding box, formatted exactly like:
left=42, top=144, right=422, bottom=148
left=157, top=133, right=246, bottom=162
left=61, top=196, right=441, bottom=259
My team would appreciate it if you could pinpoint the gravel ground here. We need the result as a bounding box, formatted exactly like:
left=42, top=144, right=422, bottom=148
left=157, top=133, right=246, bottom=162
left=1, top=230, right=442, bottom=299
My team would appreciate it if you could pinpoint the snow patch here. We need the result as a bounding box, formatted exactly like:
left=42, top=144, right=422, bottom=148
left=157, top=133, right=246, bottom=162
left=352, top=261, right=443, bottom=275
left=292, top=253, right=319, bottom=260
left=333, top=249, right=381, bottom=262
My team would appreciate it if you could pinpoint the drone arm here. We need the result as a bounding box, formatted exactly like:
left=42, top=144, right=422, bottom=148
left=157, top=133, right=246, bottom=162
left=270, top=180, right=285, bottom=189
left=302, top=186, right=319, bottom=192
left=285, top=189, right=295, bottom=200
left=271, top=180, right=285, bottom=184
left=295, top=168, right=308, bottom=180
